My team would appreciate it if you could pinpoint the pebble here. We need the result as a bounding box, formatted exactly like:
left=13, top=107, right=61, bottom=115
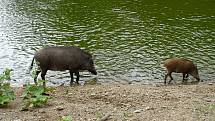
left=56, top=106, right=64, bottom=111
left=104, top=93, right=109, bottom=96
left=204, top=98, right=215, bottom=102
left=208, top=83, right=213, bottom=85
left=162, top=106, right=167, bottom=108
left=145, top=106, right=154, bottom=110
left=38, top=110, right=46, bottom=113
left=68, top=93, right=74, bottom=95
left=13, top=119, right=21, bottom=121
left=90, top=93, right=96, bottom=96
left=134, top=109, right=143, bottom=113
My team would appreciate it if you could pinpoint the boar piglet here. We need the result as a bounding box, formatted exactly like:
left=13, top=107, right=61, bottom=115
left=30, top=46, right=97, bottom=87
left=163, top=58, right=200, bottom=84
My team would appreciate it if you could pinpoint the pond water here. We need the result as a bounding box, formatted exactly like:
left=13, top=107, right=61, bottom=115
left=0, top=0, right=215, bottom=86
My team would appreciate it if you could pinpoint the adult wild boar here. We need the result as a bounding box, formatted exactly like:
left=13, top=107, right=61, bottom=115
left=30, top=46, right=97, bottom=87
left=164, top=58, right=200, bottom=84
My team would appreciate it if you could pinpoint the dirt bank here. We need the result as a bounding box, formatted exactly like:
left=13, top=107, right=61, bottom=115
left=1, top=82, right=215, bottom=121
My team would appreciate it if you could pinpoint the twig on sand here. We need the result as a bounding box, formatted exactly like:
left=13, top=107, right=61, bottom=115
left=97, top=113, right=111, bottom=121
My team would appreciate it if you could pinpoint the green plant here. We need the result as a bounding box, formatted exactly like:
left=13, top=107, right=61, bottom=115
left=0, top=68, right=12, bottom=81
left=96, top=112, right=103, bottom=119
left=203, top=104, right=215, bottom=113
left=59, top=116, right=72, bottom=121
left=30, top=69, right=37, bottom=80
left=21, top=80, right=53, bottom=110
left=0, top=68, right=15, bottom=106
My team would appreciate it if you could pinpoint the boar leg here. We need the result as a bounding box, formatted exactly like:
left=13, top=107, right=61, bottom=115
left=75, top=72, right=80, bottom=84
left=182, top=73, right=186, bottom=81
left=164, top=72, right=173, bottom=84
left=185, top=74, right=189, bottom=78
left=183, top=74, right=189, bottom=79
left=41, top=69, right=47, bottom=87
left=34, top=70, right=41, bottom=85
left=182, top=73, right=189, bottom=83
left=164, top=74, right=168, bottom=84
left=168, top=72, right=173, bottom=84
left=183, top=73, right=189, bottom=79
left=69, top=70, right=74, bottom=86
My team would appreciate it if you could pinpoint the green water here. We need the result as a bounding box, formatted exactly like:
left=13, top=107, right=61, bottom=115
left=0, top=0, right=214, bottom=85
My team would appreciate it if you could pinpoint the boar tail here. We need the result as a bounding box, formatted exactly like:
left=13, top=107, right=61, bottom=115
left=29, top=57, right=34, bottom=71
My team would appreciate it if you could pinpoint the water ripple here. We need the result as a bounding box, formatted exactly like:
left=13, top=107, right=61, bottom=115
left=0, top=0, right=214, bottom=85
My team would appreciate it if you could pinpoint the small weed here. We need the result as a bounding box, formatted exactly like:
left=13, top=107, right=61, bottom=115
left=30, top=69, right=37, bottom=80
left=208, top=104, right=215, bottom=111
left=0, top=68, right=15, bottom=107
left=196, top=104, right=215, bottom=115
left=96, top=112, right=103, bottom=119
left=59, top=115, right=72, bottom=121
left=21, top=80, right=54, bottom=110
left=123, top=112, right=129, bottom=118
left=0, top=68, right=12, bottom=81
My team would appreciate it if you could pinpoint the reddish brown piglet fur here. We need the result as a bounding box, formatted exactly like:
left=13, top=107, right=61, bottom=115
left=164, top=58, right=200, bottom=84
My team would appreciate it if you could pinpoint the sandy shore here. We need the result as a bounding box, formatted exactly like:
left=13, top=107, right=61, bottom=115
left=1, top=82, right=215, bottom=121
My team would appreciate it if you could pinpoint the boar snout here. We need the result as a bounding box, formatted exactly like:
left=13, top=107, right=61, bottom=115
left=89, top=68, right=97, bottom=75
left=191, top=67, right=200, bottom=82
left=195, top=74, right=200, bottom=82
left=193, top=75, right=200, bottom=82
left=85, top=58, right=97, bottom=75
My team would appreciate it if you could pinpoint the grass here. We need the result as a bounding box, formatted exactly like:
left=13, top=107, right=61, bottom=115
left=0, top=68, right=15, bottom=107
left=59, top=115, right=72, bottom=121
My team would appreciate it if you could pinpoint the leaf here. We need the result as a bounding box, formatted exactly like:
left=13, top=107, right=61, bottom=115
left=4, top=68, right=12, bottom=80
left=0, top=95, right=10, bottom=105
left=60, top=116, right=72, bottom=121
left=21, top=83, right=51, bottom=109
left=45, top=87, right=55, bottom=93
left=0, top=81, right=15, bottom=106
left=38, top=80, right=47, bottom=85
left=0, top=68, right=12, bottom=81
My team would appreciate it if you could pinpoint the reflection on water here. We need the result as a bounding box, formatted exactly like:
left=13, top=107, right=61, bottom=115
left=0, top=0, right=215, bottom=86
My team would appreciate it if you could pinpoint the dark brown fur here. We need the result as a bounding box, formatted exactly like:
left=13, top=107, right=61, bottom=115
left=30, top=46, right=97, bottom=87
left=164, top=58, right=200, bottom=84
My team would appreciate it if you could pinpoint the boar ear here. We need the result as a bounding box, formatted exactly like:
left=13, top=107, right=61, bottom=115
left=86, top=54, right=95, bottom=60
left=83, top=51, right=92, bottom=57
